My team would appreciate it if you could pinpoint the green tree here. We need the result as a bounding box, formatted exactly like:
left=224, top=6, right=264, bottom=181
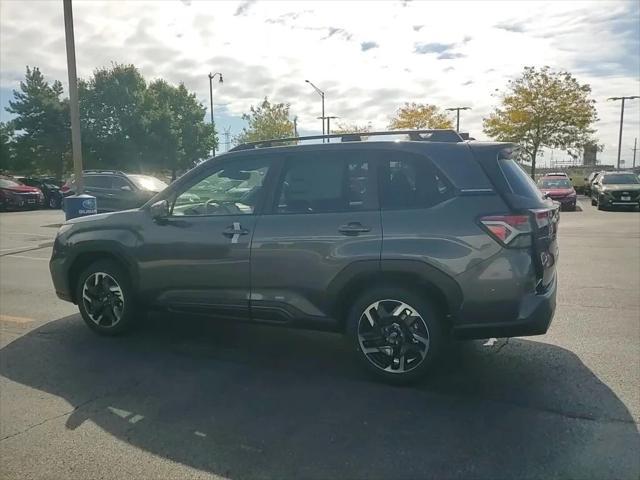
left=79, top=64, right=148, bottom=170
left=235, top=97, right=294, bottom=145
left=6, top=66, right=70, bottom=177
left=483, top=66, right=598, bottom=178
left=389, top=103, right=453, bottom=130
left=145, top=80, right=215, bottom=180
left=0, top=121, right=17, bottom=172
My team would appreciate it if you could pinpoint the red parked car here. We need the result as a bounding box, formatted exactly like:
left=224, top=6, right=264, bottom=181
left=0, top=176, right=44, bottom=211
left=537, top=176, right=577, bottom=211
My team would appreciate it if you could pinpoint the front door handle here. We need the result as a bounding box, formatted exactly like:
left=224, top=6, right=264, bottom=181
left=338, top=222, right=371, bottom=236
left=223, top=222, right=249, bottom=243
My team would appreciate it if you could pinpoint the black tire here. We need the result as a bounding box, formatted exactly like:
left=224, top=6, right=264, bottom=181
left=597, top=196, right=605, bottom=211
left=48, top=195, right=60, bottom=209
left=346, top=286, right=445, bottom=384
left=591, top=197, right=596, bottom=206
left=75, top=259, right=137, bottom=335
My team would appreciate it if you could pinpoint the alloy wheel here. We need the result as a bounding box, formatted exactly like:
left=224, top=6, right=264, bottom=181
left=357, top=299, right=430, bottom=374
left=82, top=272, right=125, bottom=327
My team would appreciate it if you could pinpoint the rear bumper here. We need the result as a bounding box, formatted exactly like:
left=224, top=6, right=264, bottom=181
left=453, top=274, right=557, bottom=340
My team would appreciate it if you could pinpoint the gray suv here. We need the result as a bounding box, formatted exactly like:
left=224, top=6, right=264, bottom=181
left=50, top=130, right=559, bottom=382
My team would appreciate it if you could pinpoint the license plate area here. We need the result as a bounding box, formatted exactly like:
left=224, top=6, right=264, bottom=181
left=621, top=196, right=631, bottom=201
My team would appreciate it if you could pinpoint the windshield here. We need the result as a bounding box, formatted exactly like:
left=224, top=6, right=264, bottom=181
left=0, top=178, right=22, bottom=188
left=127, top=175, right=168, bottom=192
left=539, top=178, right=572, bottom=188
left=602, top=174, right=640, bottom=185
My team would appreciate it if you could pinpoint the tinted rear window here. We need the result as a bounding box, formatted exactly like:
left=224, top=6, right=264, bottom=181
left=498, top=159, right=542, bottom=200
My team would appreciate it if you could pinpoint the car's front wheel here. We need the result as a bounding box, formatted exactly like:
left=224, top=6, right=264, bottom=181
left=347, top=287, right=444, bottom=384
left=48, top=195, right=60, bottom=209
left=76, top=260, right=137, bottom=335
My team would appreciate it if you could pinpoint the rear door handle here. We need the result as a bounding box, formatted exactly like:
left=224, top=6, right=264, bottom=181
left=338, top=222, right=371, bottom=235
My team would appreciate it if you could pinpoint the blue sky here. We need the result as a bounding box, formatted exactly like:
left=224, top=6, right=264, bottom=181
left=1, top=0, right=639, bottom=164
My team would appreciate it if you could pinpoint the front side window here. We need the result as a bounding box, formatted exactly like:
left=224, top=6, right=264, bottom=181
left=111, top=177, right=132, bottom=190
left=172, top=157, right=270, bottom=216
left=275, top=153, right=371, bottom=214
left=380, top=153, right=453, bottom=209
left=84, top=175, right=111, bottom=188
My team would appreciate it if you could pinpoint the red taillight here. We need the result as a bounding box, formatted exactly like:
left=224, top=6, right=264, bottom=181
left=480, top=214, right=532, bottom=246
left=61, top=184, right=70, bottom=193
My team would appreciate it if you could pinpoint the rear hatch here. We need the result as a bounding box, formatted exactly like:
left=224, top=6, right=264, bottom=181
left=470, top=144, right=559, bottom=292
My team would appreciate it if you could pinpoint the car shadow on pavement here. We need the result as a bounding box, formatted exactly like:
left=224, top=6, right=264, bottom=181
left=1, top=313, right=639, bottom=480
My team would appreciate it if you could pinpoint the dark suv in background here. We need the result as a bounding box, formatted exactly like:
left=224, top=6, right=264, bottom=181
left=61, top=170, right=168, bottom=212
left=590, top=171, right=640, bottom=210
left=50, top=130, right=559, bottom=382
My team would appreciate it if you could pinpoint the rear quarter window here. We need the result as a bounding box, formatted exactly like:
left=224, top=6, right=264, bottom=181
left=498, top=159, right=543, bottom=200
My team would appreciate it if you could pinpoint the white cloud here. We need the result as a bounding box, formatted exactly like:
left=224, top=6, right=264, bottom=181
left=0, top=0, right=638, bottom=165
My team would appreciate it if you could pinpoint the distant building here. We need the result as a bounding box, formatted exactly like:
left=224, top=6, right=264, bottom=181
left=583, top=144, right=598, bottom=166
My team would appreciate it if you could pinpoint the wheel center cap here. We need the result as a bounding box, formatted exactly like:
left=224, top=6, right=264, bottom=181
left=386, top=324, right=404, bottom=345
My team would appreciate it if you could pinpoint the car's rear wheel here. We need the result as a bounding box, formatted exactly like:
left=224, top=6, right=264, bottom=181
left=76, top=260, right=137, bottom=335
left=597, top=195, right=605, bottom=210
left=346, top=287, right=444, bottom=384
left=591, top=197, right=597, bottom=206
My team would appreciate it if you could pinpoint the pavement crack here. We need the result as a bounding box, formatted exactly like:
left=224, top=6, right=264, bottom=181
left=0, top=379, right=144, bottom=442
left=0, top=243, right=53, bottom=258
left=0, top=395, right=100, bottom=442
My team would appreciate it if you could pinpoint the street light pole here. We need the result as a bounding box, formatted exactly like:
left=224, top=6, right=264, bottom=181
left=208, top=72, right=223, bottom=156
left=632, top=137, right=638, bottom=169
left=445, top=106, right=471, bottom=132
left=63, top=0, right=83, bottom=194
left=305, top=80, right=326, bottom=142
left=608, top=96, right=639, bottom=169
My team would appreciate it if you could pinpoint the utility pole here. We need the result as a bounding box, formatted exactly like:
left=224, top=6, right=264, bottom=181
left=317, top=116, right=338, bottom=142
left=445, top=106, right=471, bottom=132
left=63, top=0, right=83, bottom=194
left=608, top=96, right=639, bottom=169
left=208, top=72, right=223, bottom=156
left=326, top=116, right=338, bottom=142
left=293, top=116, right=298, bottom=138
left=223, top=127, right=231, bottom=152
left=632, top=137, right=638, bottom=168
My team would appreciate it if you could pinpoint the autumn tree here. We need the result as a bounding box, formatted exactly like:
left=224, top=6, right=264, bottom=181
left=332, top=122, right=373, bottom=134
left=483, top=66, right=598, bottom=178
left=389, top=103, right=453, bottom=130
left=235, top=98, right=295, bottom=145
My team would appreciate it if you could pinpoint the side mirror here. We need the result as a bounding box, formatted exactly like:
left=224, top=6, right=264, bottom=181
left=121, top=185, right=132, bottom=192
left=149, top=199, right=169, bottom=220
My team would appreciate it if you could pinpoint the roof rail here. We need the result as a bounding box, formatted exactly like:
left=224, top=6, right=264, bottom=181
left=83, top=169, right=125, bottom=175
left=229, top=129, right=463, bottom=152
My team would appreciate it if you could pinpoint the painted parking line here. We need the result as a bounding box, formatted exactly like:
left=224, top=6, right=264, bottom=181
left=0, top=314, right=35, bottom=324
left=1, top=254, right=49, bottom=261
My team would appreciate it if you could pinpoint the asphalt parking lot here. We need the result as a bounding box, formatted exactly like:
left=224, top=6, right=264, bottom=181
left=1, top=198, right=639, bottom=480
